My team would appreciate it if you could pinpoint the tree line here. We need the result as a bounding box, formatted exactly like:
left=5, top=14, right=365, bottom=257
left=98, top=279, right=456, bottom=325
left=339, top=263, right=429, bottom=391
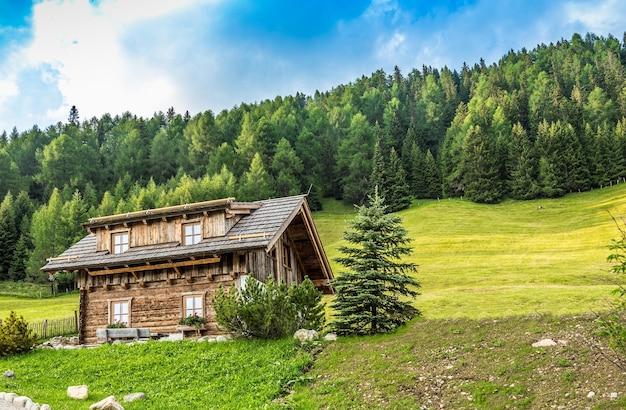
left=1, top=31, right=626, bottom=283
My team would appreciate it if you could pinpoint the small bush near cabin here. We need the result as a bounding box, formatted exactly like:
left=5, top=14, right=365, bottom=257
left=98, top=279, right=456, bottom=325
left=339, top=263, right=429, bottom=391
left=213, top=276, right=325, bottom=339
left=0, top=311, right=36, bottom=357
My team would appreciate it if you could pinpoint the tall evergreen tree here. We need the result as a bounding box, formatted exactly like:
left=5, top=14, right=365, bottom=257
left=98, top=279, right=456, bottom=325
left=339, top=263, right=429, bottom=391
left=331, top=191, right=420, bottom=336
left=0, top=193, right=16, bottom=280
left=386, top=148, right=412, bottom=212
left=422, top=149, right=442, bottom=199
left=508, top=123, right=540, bottom=199
left=239, top=153, right=274, bottom=201
left=461, top=125, right=503, bottom=203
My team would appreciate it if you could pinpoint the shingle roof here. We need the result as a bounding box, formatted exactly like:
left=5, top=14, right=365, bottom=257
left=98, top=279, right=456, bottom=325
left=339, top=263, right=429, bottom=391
left=42, top=195, right=308, bottom=272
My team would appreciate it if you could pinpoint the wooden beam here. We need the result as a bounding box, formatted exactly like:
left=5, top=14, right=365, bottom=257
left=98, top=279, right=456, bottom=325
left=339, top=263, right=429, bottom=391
left=227, top=232, right=270, bottom=240
left=86, top=257, right=221, bottom=276
left=46, top=255, right=79, bottom=262
left=311, top=279, right=329, bottom=287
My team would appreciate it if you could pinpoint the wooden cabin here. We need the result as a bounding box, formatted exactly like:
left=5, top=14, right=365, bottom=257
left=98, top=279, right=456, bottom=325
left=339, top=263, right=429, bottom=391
left=41, top=195, right=333, bottom=344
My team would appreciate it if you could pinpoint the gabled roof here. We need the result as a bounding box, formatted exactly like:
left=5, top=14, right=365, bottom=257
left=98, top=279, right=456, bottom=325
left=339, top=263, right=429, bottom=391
left=41, top=195, right=333, bottom=287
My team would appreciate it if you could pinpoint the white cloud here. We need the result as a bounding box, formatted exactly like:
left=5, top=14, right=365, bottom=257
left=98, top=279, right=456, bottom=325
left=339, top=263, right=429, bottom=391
left=562, top=0, right=626, bottom=34
left=0, top=0, right=218, bottom=131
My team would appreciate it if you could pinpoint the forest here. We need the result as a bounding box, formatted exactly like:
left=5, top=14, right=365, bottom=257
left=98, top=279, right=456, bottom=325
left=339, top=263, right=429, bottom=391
left=1, top=32, right=626, bottom=285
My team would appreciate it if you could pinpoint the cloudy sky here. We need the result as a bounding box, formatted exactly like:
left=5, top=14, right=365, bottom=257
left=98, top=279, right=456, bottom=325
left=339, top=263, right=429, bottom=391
left=1, top=0, right=625, bottom=133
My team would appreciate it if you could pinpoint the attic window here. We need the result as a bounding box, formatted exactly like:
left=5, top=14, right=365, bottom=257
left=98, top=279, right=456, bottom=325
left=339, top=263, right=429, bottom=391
left=183, top=222, right=201, bottom=246
left=112, top=232, right=129, bottom=254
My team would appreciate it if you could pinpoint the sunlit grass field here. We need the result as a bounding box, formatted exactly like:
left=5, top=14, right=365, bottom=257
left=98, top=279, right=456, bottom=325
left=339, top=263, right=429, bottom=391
left=316, top=184, right=626, bottom=319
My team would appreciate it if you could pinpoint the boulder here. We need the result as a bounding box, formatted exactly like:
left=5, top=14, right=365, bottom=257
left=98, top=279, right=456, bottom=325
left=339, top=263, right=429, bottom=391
left=13, top=396, right=33, bottom=407
left=41, top=405, right=52, bottom=410
left=216, top=335, right=229, bottom=343
left=123, top=392, right=146, bottom=403
left=89, top=395, right=124, bottom=410
left=67, top=385, right=89, bottom=400
left=4, top=393, right=18, bottom=402
left=294, top=329, right=319, bottom=343
left=531, top=338, right=557, bottom=348
left=323, top=333, right=338, bottom=341
left=3, top=370, right=15, bottom=378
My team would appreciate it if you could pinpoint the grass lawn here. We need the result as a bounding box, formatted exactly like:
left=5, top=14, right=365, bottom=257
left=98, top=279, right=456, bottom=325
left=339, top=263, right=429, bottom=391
left=0, top=338, right=312, bottom=409
left=315, top=184, right=626, bottom=320
left=0, top=292, right=79, bottom=323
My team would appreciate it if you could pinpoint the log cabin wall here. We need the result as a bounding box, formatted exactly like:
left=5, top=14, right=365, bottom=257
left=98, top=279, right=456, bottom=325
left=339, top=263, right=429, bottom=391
left=93, top=209, right=238, bottom=253
left=76, top=242, right=305, bottom=343
left=78, top=253, right=242, bottom=344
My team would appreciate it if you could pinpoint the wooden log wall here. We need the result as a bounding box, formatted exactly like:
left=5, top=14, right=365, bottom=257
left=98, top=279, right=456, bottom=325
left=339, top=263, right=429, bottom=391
left=94, top=210, right=241, bottom=253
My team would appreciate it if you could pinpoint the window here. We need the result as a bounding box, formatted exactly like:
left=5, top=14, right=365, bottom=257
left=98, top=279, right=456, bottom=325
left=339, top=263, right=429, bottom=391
left=283, top=242, right=292, bottom=269
left=183, top=295, right=203, bottom=318
left=109, top=300, right=130, bottom=326
left=112, top=232, right=129, bottom=254
left=183, top=222, right=202, bottom=246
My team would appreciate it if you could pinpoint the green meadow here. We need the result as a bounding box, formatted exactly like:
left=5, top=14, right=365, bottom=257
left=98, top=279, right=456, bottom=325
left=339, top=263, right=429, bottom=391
left=2, top=185, right=626, bottom=408
left=317, top=185, right=626, bottom=320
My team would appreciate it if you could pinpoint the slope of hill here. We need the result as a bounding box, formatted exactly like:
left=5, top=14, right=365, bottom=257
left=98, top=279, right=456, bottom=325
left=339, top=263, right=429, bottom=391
left=316, top=183, right=626, bottom=319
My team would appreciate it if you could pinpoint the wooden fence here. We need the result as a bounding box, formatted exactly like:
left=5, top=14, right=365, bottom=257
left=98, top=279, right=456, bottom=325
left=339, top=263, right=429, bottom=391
left=28, top=312, right=78, bottom=339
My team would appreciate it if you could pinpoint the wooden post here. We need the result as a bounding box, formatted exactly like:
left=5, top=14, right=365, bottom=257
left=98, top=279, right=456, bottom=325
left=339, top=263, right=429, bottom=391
left=74, top=310, right=78, bottom=334
left=43, top=320, right=48, bottom=339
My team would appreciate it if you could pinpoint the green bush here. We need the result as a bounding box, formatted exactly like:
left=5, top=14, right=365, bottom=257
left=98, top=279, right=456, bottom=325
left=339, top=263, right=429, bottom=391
left=213, top=276, right=325, bottom=339
left=597, top=215, right=626, bottom=367
left=0, top=311, right=36, bottom=357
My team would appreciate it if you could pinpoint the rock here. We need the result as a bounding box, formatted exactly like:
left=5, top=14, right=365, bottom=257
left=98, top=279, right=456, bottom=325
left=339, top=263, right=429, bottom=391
left=323, top=333, right=338, bottom=341
left=123, top=392, right=146, bottom=402
left=294, top=329, right=319, bottom=343
left=67, top=385, right=89, bottom=400
left=41, top=405, right=52, bottom=410
left=3, top=370, right=15, bottom=378
left=532, top=338, right=557, bottom=347
left=611, top=392, right=618, bottom=399
left=31, top=404, right=41, bottom=410
left=160, top=333, right=183, bottom=342
left=587, top=391, right=595, bottom=398
left=89, top=395, right=124, bottom=410
left=4, top=393, right=17, bottom=402
left=216, top=335, right=228, bottom=342
left=13, top=396, right=33, bottom=408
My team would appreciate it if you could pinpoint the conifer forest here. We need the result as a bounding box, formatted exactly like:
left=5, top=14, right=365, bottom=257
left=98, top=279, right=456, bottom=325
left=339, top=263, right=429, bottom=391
left=1, top=32, right=626, bottom=284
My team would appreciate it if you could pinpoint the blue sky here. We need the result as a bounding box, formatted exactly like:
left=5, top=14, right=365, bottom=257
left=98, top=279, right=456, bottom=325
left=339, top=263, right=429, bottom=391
left=1, top=0, right=625, bottom=133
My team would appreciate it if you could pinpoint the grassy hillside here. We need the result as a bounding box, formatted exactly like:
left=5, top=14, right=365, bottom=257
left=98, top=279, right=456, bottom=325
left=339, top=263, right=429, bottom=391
left=316, top=184, right=626, bottom=319
left=2, top=186, right=626, bottom=408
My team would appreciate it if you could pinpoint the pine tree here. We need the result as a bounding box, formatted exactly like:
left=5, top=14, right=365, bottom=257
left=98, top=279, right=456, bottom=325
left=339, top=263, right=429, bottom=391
left=508, top=123, right=540, bottom=199
left=0, top=193, right=16, bottom=280
left=331, top=191, right=421, bottom=336
left=386, top=148, right=412, bottom=212
left=239, top=153, right=274, bottom=201
left=461, top=124, right=503, bottom=203
left=423, top=149, right=442, bottom=199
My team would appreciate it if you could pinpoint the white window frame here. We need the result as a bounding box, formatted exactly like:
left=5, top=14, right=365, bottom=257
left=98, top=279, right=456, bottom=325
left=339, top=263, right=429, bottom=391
left=111, top=231, right=129, bottom=254
left=108, top=298, right=132, bottom=326
left=183, top=221, right=202, bottom=246
left=181, top=292, right=205, bottom=319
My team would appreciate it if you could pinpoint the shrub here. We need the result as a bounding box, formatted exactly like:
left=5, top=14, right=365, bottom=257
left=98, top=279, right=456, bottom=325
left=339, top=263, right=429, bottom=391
left=597, top=213, right=626, bottom=368
left=213, top=276, right=325, bottom=339
left=0, top=311, right=37, bottom=357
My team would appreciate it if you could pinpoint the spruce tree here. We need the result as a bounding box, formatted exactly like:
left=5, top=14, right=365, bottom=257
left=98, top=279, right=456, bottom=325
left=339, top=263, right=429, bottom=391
left=386, top=148, right=412, bottom=212
left=331, top=191, right=420, bottom=336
